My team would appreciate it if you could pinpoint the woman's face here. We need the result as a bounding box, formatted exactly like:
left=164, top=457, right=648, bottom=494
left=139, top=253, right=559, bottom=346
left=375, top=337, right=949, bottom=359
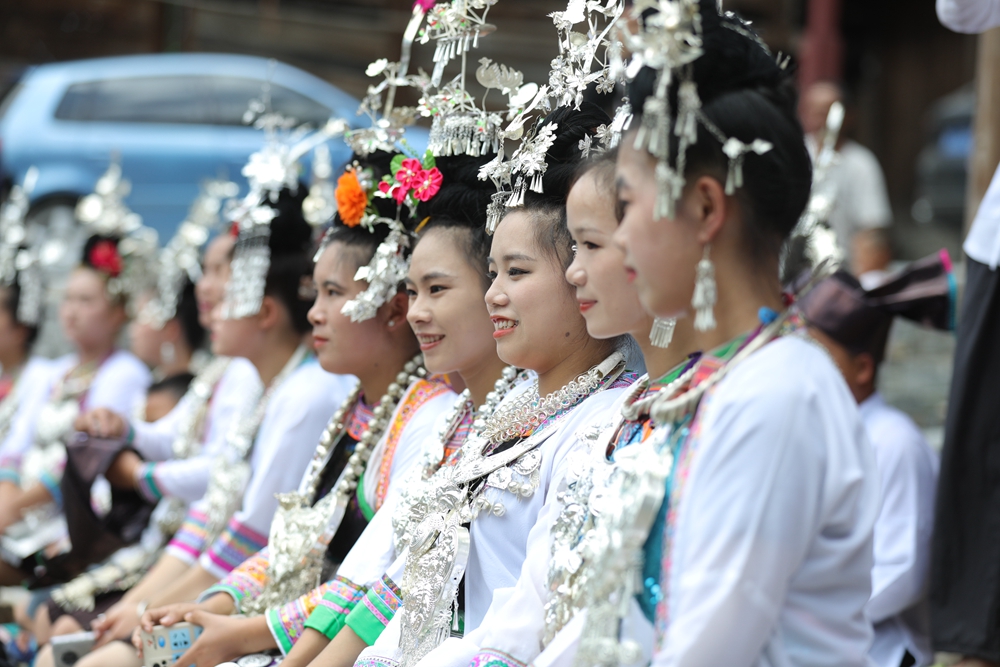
left=613, top=133, right=703, bottom=319
left=566, top=171, right=651, bottom=339
left=195, top=234, right=235, bottom=330
left=485, top=210, right=592, bottom=374
left=208, top=300, right=258, bottom=358
left=405, top=227, right=496, bottom=376
left=308, top=242, right=404, bottom=378
left=60, top=267, right=126, bottom=351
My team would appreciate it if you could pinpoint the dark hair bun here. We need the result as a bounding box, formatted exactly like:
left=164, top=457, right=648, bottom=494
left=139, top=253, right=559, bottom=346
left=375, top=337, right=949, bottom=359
left=628, top=2, right=811, bottom=263
left=528, top=102, right=612, bottom=206
left=266, top=185, right=312, bottom=256
left=415, top=153, right=496, bottom=229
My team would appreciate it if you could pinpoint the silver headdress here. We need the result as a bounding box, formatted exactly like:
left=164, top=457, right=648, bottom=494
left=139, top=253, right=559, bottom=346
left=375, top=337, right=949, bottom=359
left=302, top=144, right=337, bottom=229
left=141, top=179, right=238, bottom=329
left=0, top=168, right=45, bottom=326
left=549, top=0, right=626, bottom=109
left=75, top=158, right=159, bottom=304
left=223, top=94, right=348, bottom=319
left=781, top=100, right=845, bottom=278
left=615, top=0, right=776, bottom=220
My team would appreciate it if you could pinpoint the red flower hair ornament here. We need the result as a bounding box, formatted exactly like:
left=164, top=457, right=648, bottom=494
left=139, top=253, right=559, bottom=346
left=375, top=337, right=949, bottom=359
left=374, top=151, right=443, bottom=213
left=89, top=240, right=123, bottom=277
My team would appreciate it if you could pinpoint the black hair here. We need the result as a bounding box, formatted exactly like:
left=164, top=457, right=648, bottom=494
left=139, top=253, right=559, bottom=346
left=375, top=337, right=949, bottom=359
left=174, top=278, right=205, bottom=351
left=147, top=372, right=196, bottom=403
left=413, top=153, right=497, bottom=290
left=0, top=281, right=40, bottom=347
left=627, top=0, right=812, bottom=267
left=258, top=185, right=315, bottom=335
left=505, top=103, right=612, bottom=271
left=319, top=150, right=419, bottom=272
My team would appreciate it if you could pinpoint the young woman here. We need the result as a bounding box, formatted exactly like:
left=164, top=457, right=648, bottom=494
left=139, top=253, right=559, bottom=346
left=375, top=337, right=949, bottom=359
left=73, top=187, right=355, bottom=667
left=29, top=232, right=262, bottom=662
left=218, top=153, right=533, bottom=667
left=299, top=104, right=635, bottom=667
left=0, top=275, right=52, bottom=474
left=128, top=152, right=465, bottom=667
left=129, top=279, right=205, bottom=383
left=542, top=5, right=879, bottom=666
left=0, top=234, right=152, bottom=570
left=442, top=149, right=703, bottom=667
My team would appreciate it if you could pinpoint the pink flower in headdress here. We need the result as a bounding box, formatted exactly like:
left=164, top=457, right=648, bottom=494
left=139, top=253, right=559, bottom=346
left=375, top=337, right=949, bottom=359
left=413, top=0, right=436, bottom=11
left=378, top=180, right=407, bottom=205
left=89, top=240, right=123, bottom=277
left=412, top=167, right=443, bottom=202
left=395, top=158, right=423, bottom=190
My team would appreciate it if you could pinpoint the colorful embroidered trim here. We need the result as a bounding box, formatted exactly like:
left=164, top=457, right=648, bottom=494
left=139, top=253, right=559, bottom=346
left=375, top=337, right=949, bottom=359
left=303, top=575, right=367, bottom=640
left=345, top=575, right=402, bottom=645
left=135, top=462, right=163, bottom=502
left=355, top=656, right=400, bottom=667
left=373, top=378, right=452, bottom=508
left=468, top=648, right=528, bottom=667
left=166, top=508, right=210, bottom=562
left=0, top=462, right=20, bottom=485
left=201, top=516, right=268, bottom=575
left=39, top=469, right=63, bottom=509
left=267, top=579, right=332, bottom=654
left=203, top=549, right=270, bottom=611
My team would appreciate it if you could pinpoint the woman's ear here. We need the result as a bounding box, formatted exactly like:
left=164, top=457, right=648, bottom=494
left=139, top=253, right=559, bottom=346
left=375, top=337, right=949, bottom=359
left=382, top=290, right=410, bottom=333
left=256, top=295, right=283, bottom=331
left=163, top=318, right=183, bottom=345
left=690, top=175, right=729, bottom=246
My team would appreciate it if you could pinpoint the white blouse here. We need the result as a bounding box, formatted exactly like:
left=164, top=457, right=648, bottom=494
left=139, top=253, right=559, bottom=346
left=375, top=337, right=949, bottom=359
left=0, top=350, right=151, bottom=482
left=195, top=358, right=355, bottom=579
left=860, top=392, right=938, bottom=667
left=132, top=358, right=262, bottom=502
left=359, top=379, right=630, bottom=667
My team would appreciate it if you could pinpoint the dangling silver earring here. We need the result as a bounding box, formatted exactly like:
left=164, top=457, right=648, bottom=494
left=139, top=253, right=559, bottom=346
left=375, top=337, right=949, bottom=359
left=691, top=244, right=717, bottom=332
left=649, top=317, right=676, bottom=348
left=160, top=341, right=176, bottom=366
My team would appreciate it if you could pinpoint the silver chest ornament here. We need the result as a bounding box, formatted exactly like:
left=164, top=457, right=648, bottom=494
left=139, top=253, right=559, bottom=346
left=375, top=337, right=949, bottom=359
left=573, top=423, right=675, bottom=667
left=393, top=428, right=549, bottom=667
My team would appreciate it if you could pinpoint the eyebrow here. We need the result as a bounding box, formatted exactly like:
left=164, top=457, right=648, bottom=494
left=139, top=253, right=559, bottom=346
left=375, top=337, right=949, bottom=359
left=320, top=279, right=347, bottom=291
left=502, top=253, right=535, bottom=262
left=406, top=270, right=455, bottom=285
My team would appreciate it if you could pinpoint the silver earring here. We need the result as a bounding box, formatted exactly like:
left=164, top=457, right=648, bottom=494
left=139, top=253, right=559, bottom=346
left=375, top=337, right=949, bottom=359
left=691, top=245, right=717, bottom=332
left=388, top=320, right=395, bottom=328
left=649, top=317, right=676, bottom=348
left=160, top=341, right=176, bottom=366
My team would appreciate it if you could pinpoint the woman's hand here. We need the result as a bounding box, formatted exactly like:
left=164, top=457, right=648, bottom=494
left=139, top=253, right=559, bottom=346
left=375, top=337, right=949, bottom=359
left=169, top=611, right=275, bottom=667
left=74, top=408, right=128, bottom=439
left=91, top=600, right=141, bottom=648
left=139, top=602, right=202, bottom=633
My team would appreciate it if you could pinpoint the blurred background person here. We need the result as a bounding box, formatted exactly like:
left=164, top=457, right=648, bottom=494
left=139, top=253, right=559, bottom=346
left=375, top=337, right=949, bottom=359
left=802, top=252, right=955, bottom=667
left=800, top=80, right=894, bottom=271
left=931, top=2, right=1000, bottom=667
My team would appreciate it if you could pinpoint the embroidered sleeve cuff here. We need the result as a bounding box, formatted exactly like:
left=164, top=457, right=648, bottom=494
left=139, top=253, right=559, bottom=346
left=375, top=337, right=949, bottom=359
left=344, top=575, right=403, bottom=646
left=165, top=509, right=210, bottom=564
left=39, top=469, right=63, bottom=509
left=468, top=649, right=529, bottom=667
left=302, top=576, right=366, bottom=640
left=355, top=656, right=401, bottom=667
left=266, top=577, right=339, bottom=654
left=0, top=467, right=20, bottom=484
left=134, top=462, right=164, bottom=502
left=199, top=517, right=268, bottom=579
left=201, top=550, right=270, bottom=610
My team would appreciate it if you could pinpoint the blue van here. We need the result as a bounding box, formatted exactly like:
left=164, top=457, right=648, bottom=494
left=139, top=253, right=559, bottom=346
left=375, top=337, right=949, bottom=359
left=0, top=53, right=370, bottom=239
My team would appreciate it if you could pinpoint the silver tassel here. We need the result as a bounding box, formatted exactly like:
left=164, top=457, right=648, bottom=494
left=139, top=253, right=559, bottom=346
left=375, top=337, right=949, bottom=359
left=691, top=245, right=717, bottom=332
left=649, top=317, right=676, bottom=348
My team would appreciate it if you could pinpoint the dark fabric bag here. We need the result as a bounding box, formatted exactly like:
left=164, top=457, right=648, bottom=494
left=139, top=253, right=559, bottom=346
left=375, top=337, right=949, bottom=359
left=24, top=432, right=155, bottom=588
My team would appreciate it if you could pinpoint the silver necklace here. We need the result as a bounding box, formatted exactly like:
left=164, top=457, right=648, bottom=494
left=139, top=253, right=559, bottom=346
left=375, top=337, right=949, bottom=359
left=240, top=353, right=426, bottom=617
left=201, top=344, right=309, bottom=545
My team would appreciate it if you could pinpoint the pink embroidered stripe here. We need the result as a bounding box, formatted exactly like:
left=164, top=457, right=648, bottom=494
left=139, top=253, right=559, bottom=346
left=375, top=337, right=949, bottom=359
left=203, top=517, right=268, bottom=574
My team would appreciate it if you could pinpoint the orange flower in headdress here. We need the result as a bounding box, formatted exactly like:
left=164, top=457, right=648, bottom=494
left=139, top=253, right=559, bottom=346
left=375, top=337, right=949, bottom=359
left=336, top=170, right=368, bottom=227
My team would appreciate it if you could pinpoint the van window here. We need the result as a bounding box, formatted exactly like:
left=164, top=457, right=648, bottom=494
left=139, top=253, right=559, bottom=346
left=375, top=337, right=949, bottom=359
left=55, top=75, right=331, bottom=127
